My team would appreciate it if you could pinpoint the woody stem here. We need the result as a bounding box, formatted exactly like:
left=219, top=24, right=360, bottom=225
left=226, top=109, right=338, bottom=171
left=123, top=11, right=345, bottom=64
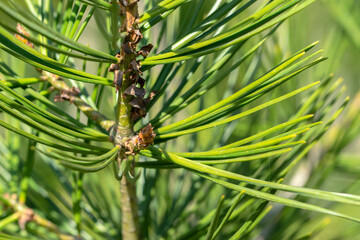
left=112, top=0, right=141, bottom=239
left=114, top=73, right=139, bottom=240
left=115, top=56, right=141, bottom=240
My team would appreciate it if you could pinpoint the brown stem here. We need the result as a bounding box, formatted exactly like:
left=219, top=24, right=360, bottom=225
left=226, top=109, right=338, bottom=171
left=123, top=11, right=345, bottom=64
left=112, top=0, right=143, bottom=239
left=42, top=71, right=114, bottom=131
left=15, top=24, right=115, bottom=132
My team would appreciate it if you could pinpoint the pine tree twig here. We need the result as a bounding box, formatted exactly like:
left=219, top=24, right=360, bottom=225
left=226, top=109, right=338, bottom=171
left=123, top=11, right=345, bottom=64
left=110, top=0, right=154, bottom=239
left=14, top=23, right=115, bottom=132
left=1, top=193, right=74, bottom=240
left=41, top=71, right=114, bottom=131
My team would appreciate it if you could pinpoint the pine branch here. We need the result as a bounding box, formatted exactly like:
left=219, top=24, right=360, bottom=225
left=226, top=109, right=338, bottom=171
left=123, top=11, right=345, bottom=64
left=41, top=71, right=114, bottom=132
left=0, top=194, right=74, bottom=239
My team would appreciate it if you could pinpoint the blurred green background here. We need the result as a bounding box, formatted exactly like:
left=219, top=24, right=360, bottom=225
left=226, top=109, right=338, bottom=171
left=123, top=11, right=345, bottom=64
left=269, top=1, right=360, bottom=239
